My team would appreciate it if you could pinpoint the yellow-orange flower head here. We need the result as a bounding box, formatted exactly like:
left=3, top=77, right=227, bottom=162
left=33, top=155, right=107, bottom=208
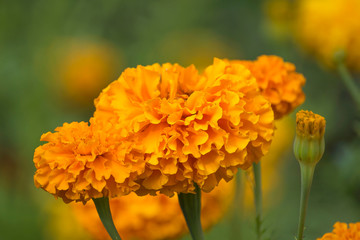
left=317, top=222, right=360, bottom=240
left=296, top=0, right=360, bottom=71
left=296, top=110, right=326, bottom=139
left=94, top=59, right=274, bottom=196
left=233, top=55, right=305, bottom=119
left=294, top=110, right=326, bottom=166
left=71, top=180, right=234, bottom=240
left=33, top=121, right=145, bottom=203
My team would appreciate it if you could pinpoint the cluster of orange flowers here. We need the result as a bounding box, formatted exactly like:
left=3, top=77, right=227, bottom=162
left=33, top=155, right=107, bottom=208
left=42, top=118, right=294, bottom=240
left=33, top=55, right=305, bottom=203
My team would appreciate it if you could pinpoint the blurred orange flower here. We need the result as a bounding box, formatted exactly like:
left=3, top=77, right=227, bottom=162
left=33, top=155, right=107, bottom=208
left=71, top=180, right=234, bottom=240
left=94, top=59, right=274, bottom=196
left=157, top=30, right=231, bottom=70
left=55, top=40, right=120, bottom=105
left=44, top=200, right=90, bottom=240
left=233, top=55, right=305, bottom=119
left=263, top=0, right=294, bottom=41
left=317, top=222, right=360, bottom=240
left=296, top=0, right=360, bottom=70
left=33, top=120, right=145, bottom=203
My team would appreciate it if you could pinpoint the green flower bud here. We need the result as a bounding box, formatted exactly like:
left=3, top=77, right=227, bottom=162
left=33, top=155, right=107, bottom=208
left=293, top=110, right=326, bottom=166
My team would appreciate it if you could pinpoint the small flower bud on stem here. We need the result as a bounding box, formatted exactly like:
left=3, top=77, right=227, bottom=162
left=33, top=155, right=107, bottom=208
left=294, top=110, right=326, bottom=240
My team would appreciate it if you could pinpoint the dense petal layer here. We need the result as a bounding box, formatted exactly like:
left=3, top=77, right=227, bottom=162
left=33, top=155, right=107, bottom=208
left=233, top=55, right=305, bottom=119
left=94, top=59, right=274, bottom=196
left=33, top=121, right=146, bottom=203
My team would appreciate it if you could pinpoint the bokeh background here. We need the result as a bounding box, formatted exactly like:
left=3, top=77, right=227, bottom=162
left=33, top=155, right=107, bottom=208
left=1, top=0, right=359, bottom=239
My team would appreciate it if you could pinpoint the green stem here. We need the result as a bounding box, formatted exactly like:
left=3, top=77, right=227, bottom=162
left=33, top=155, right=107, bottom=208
left=253, top=162, right=263, bottom=240
left=93, top=197, right=122, bottom=240
left=297, top=164, right=315, bottom=240
left=178, top=183, right=205, bottom=240
left=230, top=170, right=244, bottom=240
left=335, top=51, right=360, bottom=108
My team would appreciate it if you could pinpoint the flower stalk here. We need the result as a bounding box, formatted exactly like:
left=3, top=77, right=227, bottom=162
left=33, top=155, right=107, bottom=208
left=93, top=197, right=122, bottom=240
left=230, top=170, right=244, bottom=240
left=334, top=50, right=360, bottom=108
left=253, top=162, right=263, bottom=240
left=297, top=164, right=315, bottom=240
left=178, top=183, right=205, bottom=240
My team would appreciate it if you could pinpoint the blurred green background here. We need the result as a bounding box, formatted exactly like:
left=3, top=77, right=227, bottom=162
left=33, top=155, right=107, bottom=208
left=1, top=0, right=359, bottom=239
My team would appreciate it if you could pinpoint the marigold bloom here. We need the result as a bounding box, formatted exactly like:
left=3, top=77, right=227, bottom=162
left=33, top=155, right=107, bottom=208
left=33, top=121, right=145, bottom=203
left=94, top=59, right=274, bottom=196
left=233, top=55, right=305, bottom=119
left=317, top=222, right=360, bottom=240
left=296, top=0, right=360, bottom=71
left=71, top=180, right=234, bottom=240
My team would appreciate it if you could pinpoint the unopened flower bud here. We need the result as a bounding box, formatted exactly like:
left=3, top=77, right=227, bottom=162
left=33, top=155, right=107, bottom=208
left=293, top=110, right=326, bottom=166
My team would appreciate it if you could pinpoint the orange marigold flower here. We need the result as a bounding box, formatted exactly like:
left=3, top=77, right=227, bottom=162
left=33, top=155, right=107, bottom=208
left=94, top=59, right=274, bottom=196
left=296, top=0, right=360, bottom=71
left=233, top=55, right=305, bottom=119
left=317, top=222, right=360, bottom=240
left=71, top=180, right=234, bottom=240
left=33, top=121, right=145, bottom=204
